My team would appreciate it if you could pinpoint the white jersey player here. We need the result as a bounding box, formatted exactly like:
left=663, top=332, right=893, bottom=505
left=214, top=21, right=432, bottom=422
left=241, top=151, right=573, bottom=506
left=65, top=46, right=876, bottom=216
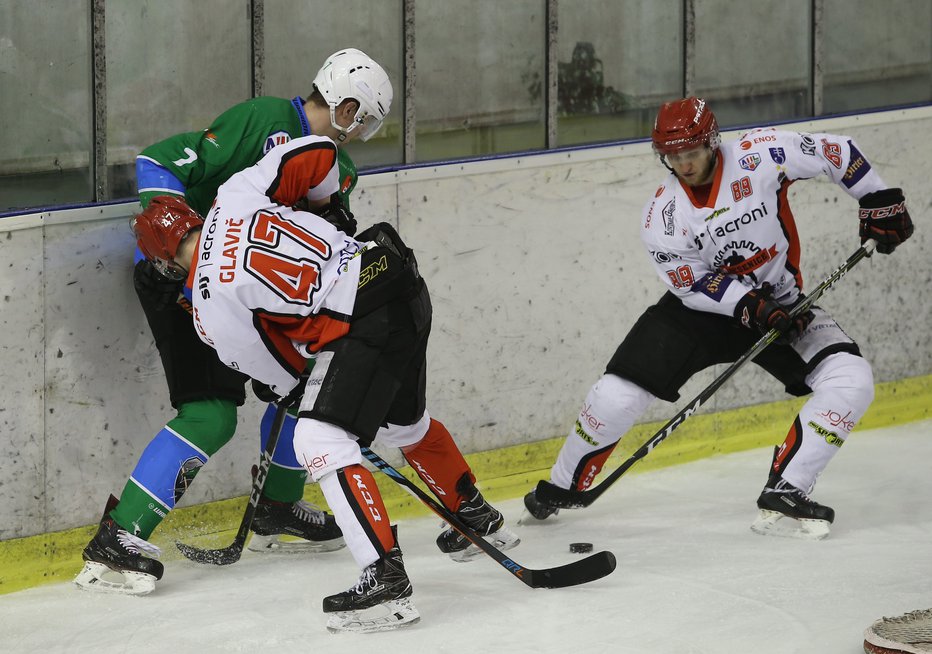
left=524, top=96, right=913, bottom=540
left=191, top=134, right=362, bottom=396
left=131, top=135, right=518, bottom=633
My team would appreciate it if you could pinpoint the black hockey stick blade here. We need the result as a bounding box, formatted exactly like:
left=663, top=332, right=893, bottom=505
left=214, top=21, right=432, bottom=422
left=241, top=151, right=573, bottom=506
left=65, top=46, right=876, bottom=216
left=525, top=550, right=617, bottom=589
left=361, top=447, right=616, bottom=589
left=536, top=240, right=877, bottom=511
left=175, top=540, right=244, bottom=566
left=175, top=401, right=288, bottom=565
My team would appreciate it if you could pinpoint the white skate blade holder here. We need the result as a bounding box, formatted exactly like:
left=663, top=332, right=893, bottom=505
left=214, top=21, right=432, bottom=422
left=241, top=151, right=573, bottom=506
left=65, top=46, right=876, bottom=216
left=326, top=597, right=421, bottom=634
left=73, top=561, right=158, bottom=596
left=247, top=533, right=346, bottom=554
left=750, top=509, right=831, bottom=541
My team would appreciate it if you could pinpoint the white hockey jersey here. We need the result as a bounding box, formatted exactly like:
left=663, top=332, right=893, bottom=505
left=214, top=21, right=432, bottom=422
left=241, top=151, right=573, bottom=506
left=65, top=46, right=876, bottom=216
left=188, top=135, right=363, bottom=395
left=641, top=129, right=887, bottom=316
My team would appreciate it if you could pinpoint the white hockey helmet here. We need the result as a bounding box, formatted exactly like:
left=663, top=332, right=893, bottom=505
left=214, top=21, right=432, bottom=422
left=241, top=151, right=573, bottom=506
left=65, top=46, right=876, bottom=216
left=313, top=48, right=393, bottom=142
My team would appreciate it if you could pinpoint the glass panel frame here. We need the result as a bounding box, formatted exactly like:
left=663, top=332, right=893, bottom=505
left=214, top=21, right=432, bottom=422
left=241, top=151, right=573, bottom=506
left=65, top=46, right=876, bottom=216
left=414, top=0, right=547, bottom=162
left=0, top=0, right=94, bottom=211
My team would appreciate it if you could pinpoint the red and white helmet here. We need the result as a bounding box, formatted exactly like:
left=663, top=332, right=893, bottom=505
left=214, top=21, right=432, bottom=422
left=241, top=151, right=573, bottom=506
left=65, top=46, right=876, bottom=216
left=312, top=48, right=393, bottom=142
left=132, top=195, right=203, bottom=279
left=651, top=96, right=721, bottom=157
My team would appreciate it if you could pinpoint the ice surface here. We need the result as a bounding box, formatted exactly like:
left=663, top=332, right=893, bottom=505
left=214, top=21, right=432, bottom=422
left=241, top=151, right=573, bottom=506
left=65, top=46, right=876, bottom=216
left=2, top=420, right=930, bottom=654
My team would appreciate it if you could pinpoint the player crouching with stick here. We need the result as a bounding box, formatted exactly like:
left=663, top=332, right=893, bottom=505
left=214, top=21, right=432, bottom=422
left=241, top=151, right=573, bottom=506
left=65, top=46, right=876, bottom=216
left=130, top=136, right=518, bottom=633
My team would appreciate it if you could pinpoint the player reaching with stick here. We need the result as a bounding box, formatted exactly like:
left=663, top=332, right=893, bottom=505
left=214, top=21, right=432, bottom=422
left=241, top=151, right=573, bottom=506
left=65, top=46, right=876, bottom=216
left=524, top=97, right=913, bottom=540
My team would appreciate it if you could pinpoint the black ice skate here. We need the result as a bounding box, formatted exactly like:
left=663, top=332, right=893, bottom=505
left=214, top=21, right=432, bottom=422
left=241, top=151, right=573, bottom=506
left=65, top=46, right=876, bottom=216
left=74, top=494, right=164, bottom=596
left=751, top=471, right=835, bottom=541
left=436, top=474, right=519, bottom=562
left=520, top=488, right=560, bottom=523
left=323, top=525, right=420, bottom=633
left=248, top=497, right=345, bottom=553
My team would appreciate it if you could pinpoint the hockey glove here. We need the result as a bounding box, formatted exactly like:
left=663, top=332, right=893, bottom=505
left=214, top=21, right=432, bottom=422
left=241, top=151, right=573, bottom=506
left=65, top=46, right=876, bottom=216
left=858, top=188, right=913, bottom=254
left=133, top=259, right=183, bottom=311
left=318, top=194, right=357, bottom=237
left=734, top=283, right=813, bottom=343
left=251, top=371, right=309, bottom=409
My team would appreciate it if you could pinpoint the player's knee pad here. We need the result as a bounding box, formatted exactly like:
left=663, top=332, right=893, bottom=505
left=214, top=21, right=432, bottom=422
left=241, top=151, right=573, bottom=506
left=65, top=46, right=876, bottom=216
left=806, top=352, right=875, bottom=418
left=578, top=374, right=655, bottom=446
left=129, top=426, right=209, bottom=510
left=168, top=398, right=238, bottom=456
left=293, top=418, right=362, bottom=482
left=778, top=354, right=875, bottom=490
left=376, top=412, right=431, bottom=449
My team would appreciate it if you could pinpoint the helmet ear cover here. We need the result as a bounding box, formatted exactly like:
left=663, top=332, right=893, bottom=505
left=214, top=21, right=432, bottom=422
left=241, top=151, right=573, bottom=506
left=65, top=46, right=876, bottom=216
left=651, top=96, right=721, bottom=157
left=132, top=195, right=203, bottom=280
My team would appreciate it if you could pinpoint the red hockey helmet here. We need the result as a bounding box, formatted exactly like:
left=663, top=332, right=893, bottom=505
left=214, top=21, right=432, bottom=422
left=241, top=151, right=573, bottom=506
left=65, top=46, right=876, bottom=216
left=132, top=195, right=203, bottom=279
left=651, top=97, right=721, bottom=156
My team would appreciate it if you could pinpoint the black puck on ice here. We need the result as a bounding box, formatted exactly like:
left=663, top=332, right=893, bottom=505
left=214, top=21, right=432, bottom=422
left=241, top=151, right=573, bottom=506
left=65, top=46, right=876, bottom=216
left=569, top=542, right=593, bottom=554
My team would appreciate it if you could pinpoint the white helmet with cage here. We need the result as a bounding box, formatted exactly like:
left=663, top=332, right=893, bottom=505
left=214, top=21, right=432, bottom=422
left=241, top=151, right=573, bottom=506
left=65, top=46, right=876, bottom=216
left=313, top=48, right=393, bottom=142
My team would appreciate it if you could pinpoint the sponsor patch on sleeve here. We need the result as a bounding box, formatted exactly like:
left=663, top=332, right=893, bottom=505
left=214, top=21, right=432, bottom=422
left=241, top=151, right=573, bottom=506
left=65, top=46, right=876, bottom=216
left=691, top=271, right=732, bottom=302
left=841, top=141, right=872, bottom=188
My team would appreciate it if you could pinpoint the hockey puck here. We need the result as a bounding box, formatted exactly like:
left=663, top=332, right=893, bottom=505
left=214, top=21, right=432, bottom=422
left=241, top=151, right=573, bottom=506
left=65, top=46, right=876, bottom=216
left=569, top=542, right=593, bottom=554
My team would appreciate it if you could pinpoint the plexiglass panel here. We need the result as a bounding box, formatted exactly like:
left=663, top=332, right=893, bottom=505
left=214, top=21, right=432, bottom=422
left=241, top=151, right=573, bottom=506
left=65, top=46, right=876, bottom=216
left=693, top=0, right=811, bottom=128
left=263, top=0, right=404, bottom=168
left=106, top=0, right=251, bottom=199
left=822, top=0, right=932, bottom=113
left=0, top=0, right=93, bottom=211
left=415, top=0, right=547, bottom=161
left=558, top=0, right=683, bottom=146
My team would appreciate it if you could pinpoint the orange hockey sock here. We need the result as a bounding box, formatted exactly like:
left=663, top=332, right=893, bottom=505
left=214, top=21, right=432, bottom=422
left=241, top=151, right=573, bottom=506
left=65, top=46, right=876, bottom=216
left=401, top=419, right=473, bottom=512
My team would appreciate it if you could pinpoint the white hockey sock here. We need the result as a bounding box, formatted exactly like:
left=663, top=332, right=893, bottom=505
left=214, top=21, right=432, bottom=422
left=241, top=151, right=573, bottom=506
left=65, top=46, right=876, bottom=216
left=550, top=374, right=654, bottom=489
left=778, top=353, right=874, bottom=492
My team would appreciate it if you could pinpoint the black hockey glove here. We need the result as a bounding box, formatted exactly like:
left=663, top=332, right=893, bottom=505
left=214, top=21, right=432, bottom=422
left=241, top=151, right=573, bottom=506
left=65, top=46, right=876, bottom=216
left=251, top=371, right=309, bottom=408
left=318, top=194, right=357, bottom=237
left=858, top=188, right=913, bottom=254
left=734, top=283, right=813, bottom=343
left=133, top=259, right=183, bottom=311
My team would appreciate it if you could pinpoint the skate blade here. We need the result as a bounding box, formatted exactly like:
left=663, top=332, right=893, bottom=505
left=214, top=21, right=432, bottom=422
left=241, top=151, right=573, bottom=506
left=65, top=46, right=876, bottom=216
left=750, top=509, right=831, bottom=541
left=73, top=561, right=157, bottom=596
left=247, top=533, right=345, bottom=554
left=326, top=597, right=420, bottom=634
left=449, top=528, right=521, bottom=563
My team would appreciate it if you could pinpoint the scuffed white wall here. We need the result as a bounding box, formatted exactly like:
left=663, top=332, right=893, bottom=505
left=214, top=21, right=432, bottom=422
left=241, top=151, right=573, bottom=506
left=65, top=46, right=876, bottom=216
left=1, top=108, right=929, bottom=539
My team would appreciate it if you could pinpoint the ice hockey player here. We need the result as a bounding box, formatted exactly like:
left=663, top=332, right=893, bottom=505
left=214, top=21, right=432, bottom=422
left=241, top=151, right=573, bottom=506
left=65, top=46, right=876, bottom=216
left=128, top=134, right=519, bottom=632
left=75, top=48, right=390, bottom=596
left=524, top=96, right=913, bottom=540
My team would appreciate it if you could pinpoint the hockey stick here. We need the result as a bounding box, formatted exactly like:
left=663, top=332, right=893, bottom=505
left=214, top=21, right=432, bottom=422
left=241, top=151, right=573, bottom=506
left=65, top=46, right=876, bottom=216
left=360, top=446, right=616, bottom=589
left=536, top=239, right=877, bottom=510
left=176, top=401, right=288, bottom=565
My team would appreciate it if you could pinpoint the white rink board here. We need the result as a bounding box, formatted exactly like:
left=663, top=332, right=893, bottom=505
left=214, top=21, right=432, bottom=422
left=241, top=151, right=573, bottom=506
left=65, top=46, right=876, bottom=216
left=0, top=107, right=929, bottom=538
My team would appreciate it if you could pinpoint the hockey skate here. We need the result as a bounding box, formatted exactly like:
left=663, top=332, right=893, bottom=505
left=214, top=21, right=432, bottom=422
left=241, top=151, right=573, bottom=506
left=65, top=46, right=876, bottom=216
left=750, top=471, right=834, bottom=541
left=518, top=488, right=560, bottom=524
left=247, top=497, right=345, bottom=553
left=323, top=526, right=420, bottom=634
left=436, top=475, right=519, bottom=562
left=74, top=495, right=164, bottom=596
